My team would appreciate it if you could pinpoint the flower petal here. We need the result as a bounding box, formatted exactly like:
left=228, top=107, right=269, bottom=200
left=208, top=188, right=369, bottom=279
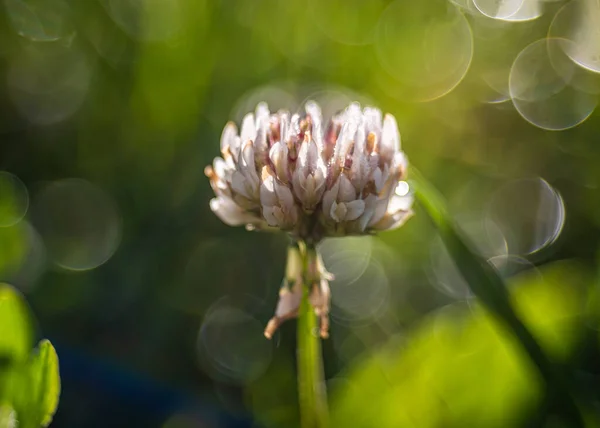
left=210, top=197, right=257, bottom=226
left=381, top=113, right=400, bottom=155
left=345, top=199, right=365, bottom=221
left=240, top=113, right=256, bottom=143
left=322, top=178, right=340, bottom=216
left=338, top=175, right=356, bottom=202
left=220, top=122, right=238, bottom=152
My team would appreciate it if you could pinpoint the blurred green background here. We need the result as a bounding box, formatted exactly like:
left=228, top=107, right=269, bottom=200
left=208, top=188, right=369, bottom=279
left=1, top=0, right=600, bottom=426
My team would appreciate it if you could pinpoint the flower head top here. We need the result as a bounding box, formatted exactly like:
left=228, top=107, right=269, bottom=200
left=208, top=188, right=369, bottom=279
left=205, top=101, right=413, bottom=243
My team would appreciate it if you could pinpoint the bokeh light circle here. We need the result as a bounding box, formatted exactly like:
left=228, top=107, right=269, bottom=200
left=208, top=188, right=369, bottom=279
left=319, top=237, right=372, bottom=290
left=509, top=38, right=597, bottom=131
left=547, top=0, right=600, bottom=75
left=375, top=1, right=473, bottom=101
left=0, top=222, right=28, bottom=280
left=548, top=2, right=600, bottom=94
left=4, top=0, right=73, bottom=42
left=231, top=84, right=299, bottom=125
left=296, top=86, right=373, bottom=121
left=429, top=215, right=507, bottom=300
left=198, top=296, right=272, bottom=384
left=0, top=172, right=28, bottom=227
left=7, top=43, right=92, bottom=125
left=319, top=236, right=391, bottom=326
left=4, top=221, right=46, bottom=293
left=485, top=177, right=565, bottom=256
left=488, top=254, right=539, bottom=280
left=31, top=179, right=121, bottom=271
left=472, top=0, right=541, bottom=21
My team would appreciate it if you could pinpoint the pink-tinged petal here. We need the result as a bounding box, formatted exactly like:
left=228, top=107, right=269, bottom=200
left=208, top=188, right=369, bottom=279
left=322, top=178, right=340, bottom=215
left=210, top=197, right=256, bottom=226
left=240, top=113, right=256, bottom=143
left=254, top=103, right=270, bottom=153
left=213, top=157, right=228, bottom=177
left=305, top=101, right=323, bottom=148
left=363, top=107, right=382, bottom=137
left=358, top=194, right=377, bottom=231
left=279, top=111, right=290, bottom=143
left=240, top=142, right=260, bottom=193
left=260, top=169, right=277, bottom=206
left=231, top=171, right=251, bottom=199
left=292, top=169, right=306, bottom=203
left=382, top=114, right=400, bottom=154
left=306, top=140, right=319, bottom=173
left=297, top=140, right=310, bottom=175
left=345, top=199, right=366, bottom=221
left=330, top=201, right=346, bottom=222
left=275, top=180, right=295, bottom=210
left=372, top=168, right=384, bottom=193
left=255, top=102, right=270, bottom=125
left=290, top=114, right=301, bottom=138
left=338, top=175, right=356, bottom=202
left=269, top=142, right=289, bottom=182
left=272, top=206, right=287, bottom=226
left=351, top=124, right=370, bottom=189
left=392, top=151, right=408, bottom=178
left=262, top=205, right=278, bottom=226
left=368, top=197, right=390, bottom=227
left=220, top=122, right=238, bottom=152
left=333, top=121, right=354, bottom=169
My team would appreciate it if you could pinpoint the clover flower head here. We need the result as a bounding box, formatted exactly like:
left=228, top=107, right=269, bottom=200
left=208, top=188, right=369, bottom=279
left=205, top=101, right=413, bottom=241
left=205, top=101, right=414, bottom=337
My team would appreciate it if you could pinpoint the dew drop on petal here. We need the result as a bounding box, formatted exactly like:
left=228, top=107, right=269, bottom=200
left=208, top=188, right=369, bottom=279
left=395, top=181, right=410, bottom=197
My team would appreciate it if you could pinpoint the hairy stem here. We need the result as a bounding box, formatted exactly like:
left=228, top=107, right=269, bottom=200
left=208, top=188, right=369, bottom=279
left=297, top=243, right=328, bottom=428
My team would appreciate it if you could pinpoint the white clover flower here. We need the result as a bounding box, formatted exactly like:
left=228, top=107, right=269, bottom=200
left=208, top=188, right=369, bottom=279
left=205, top=101, right=413, bottom=238
left=205, top=101, right=413, bottom=337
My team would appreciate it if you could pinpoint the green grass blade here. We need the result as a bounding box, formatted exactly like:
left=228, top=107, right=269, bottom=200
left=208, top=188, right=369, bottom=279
left=408, top=166, right=584, bottom=425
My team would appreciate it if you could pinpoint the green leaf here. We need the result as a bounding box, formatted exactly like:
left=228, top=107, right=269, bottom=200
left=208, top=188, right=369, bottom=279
left=330, top=262, right=589, bottom=428
left=27, top=340, right=60, bottom=427
left=0, top=283, right=33, bottom=363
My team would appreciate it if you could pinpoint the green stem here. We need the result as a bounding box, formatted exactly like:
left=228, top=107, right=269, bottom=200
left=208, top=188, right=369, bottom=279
left=297, top=243, right=328, bottom=428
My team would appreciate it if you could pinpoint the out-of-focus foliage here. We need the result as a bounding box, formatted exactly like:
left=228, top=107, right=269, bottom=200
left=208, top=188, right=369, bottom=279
left=0, top=283, right=32, bottom=362
left=330, top=261, right=592, bottom=427
left=0, top=284, right=60, bottom=428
